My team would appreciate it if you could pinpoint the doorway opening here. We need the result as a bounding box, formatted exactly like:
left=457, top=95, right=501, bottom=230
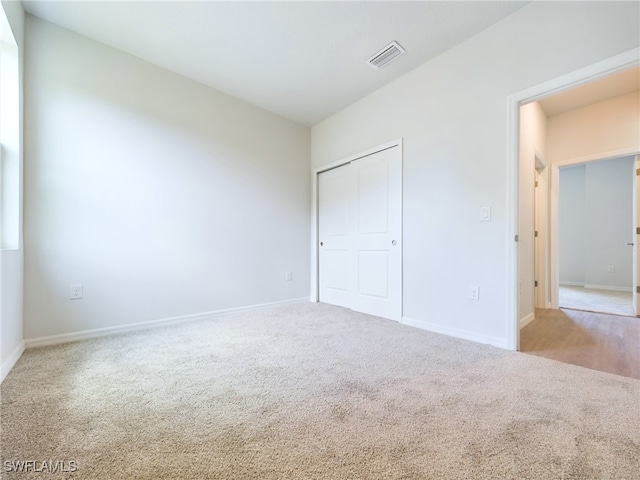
left=506, top=48, right=640, bottom=352
left=510, top=52, right=640, bottom=377
left=557, top=155, right=637, bottom=317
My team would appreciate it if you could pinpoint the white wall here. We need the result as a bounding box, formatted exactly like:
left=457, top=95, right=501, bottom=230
left=311, top=2, right=639, bottom=346
left=24, top=17, right=310, bottom=340
left=559, top=164, right=586, bottom=285
left=518, top=101, right=546, bottom=321
left=547, top=91, right=640, bottom=164
left=560, top=158, right=634, bottom=290
left=1, top=0, right=25, bottom=381
left=585, top=158, right=634, bottom=289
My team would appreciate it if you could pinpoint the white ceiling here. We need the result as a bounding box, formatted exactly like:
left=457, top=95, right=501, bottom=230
left=539, top=66, right=640, bottom=116
left=22, top=1, right=529, bottom=126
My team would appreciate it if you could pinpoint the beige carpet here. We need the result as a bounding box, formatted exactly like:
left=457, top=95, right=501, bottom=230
left=1, top=303, right=639, bottom=479
left=559, top=285, right=635, bottom=317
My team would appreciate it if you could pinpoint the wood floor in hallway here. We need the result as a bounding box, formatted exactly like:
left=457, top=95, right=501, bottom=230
left=520, top=308, right=640, bottom=380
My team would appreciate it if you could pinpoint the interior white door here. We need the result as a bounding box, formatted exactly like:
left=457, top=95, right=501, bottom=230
left=318, top=164, right=354, bottom=309
left=318, top=146, right=402, bottom=321
left=633, top=155, right=639, bottom=316
left=534, top=169, right=541, bottom=309
left=351, top=148, right=402, bottom=320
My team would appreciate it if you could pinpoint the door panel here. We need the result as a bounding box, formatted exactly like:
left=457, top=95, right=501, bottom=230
left=352, top=148, right=402, bottom=320
left=318, top=145, right=402, bottom=321
left=358, top=251, right=389, bottom=298
left=322, top=174, right=350, bottom=235
left=318, top=165, right=353, bottom=309
left=323, top=251, right=349, bottom=291
left=357, top=162, right=388, bottom=234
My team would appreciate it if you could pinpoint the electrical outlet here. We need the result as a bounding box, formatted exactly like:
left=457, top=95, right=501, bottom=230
left=70, top=284, right=83, bottom=300
left=469, top=285, right=480, bottom=301
left=607, top=265, right=615, bottom=273
left=285, top=271, right=293, bottom=281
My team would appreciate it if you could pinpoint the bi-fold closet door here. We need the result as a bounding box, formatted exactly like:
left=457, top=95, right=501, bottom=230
left=318, top=145, right=402, bottom=321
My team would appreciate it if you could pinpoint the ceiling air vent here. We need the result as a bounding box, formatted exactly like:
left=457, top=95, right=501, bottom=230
left=366, top=41, right=405, bottom=70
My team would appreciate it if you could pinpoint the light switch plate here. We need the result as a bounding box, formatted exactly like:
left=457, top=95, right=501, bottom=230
left=480, top=207, right=491, bottom=222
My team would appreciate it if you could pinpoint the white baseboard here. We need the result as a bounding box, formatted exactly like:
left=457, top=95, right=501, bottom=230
left=25, top=297, right=309, bottom=349
left=519, top=312, right=535, bottom=329
left=401, top=316, right=508, bottom=350
left=1, top=341, right=25, bottom=384
left=584, top=284, right=632, bottom=292
left=560, top=282, right=632, bottom=292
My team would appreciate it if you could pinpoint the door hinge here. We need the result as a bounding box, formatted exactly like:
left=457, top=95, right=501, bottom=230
left=636, top=168, right=640, bottom=176
left=637, top=286, right=640, bottom=294
left=534, top=181, right=538, bottom=187
left=535, top=231, right=538, bottom=237
left=514, top=235, right=519, bottom=242
left=637, top=227, right=640, bottom=235
left=535, top=280, right=538, bottom=287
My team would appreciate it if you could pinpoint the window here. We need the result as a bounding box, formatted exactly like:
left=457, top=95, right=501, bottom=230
left=0, top=7, right=19, bottom=250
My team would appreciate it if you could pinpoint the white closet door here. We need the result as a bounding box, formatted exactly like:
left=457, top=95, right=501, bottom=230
left=318, top=163, right=354, bottom=309
left=318, top=146, right=402, bottom=321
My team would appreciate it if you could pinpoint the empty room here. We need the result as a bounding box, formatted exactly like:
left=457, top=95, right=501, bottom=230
left=1, top=1, right=639, bottom=479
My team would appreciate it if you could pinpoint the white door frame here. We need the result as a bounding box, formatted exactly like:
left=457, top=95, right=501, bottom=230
left=506, top=47, right=639, bottom=351
left=534, top=150, right=550, bottom=310
left=310, top=138, right=403, bottom=304
left=634, top=155, right=640, bottom=315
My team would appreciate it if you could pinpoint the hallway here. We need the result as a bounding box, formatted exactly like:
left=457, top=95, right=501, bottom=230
left=559, top=285, right=634, bottom=317
left=520, top=308, right=640, bottom=379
